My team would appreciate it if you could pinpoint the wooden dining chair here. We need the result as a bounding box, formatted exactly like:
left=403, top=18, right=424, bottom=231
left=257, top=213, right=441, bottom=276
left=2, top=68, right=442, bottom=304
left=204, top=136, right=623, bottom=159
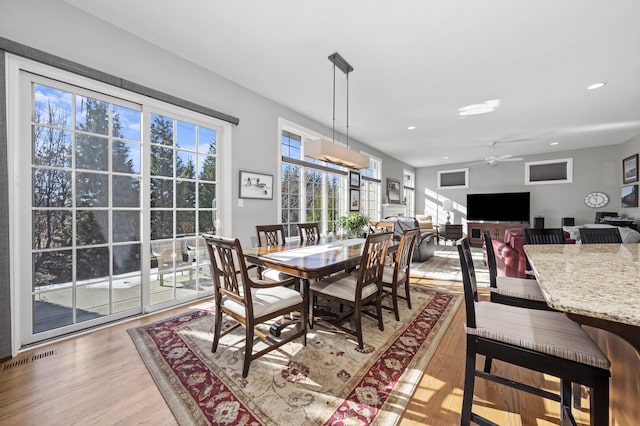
left=482, top=231, right=553, bottom=311
left=381, top=228, right=420, bottom=321
left=203, top=234, right=307, bottom=378
left=308, top=231, right=392, bottom=349
left=579, top=227, right=622, bottom=244
left=456, top=238, right=610, bottom=426
left=255, top=224, right=290, bottom=281
left=297, top=222, right=321, bottom=243
left=523, top=227, right=566, bottom=244
left=256, top=224, right=286, bottom=247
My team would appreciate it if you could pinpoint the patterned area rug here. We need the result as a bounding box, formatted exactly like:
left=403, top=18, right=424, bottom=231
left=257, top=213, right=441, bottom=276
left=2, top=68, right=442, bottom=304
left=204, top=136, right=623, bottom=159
left=129, top=286, right=461, bottom=425
left=411, top=245, right=489, bottom=283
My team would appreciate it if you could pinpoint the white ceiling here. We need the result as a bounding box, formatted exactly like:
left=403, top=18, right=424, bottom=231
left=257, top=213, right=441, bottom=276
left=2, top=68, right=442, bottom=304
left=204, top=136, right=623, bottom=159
left=66, top=0, right=640, bottom=168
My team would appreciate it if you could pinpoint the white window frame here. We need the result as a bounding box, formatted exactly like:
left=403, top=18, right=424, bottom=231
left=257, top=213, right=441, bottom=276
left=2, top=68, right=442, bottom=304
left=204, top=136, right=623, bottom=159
left=525, top=158, right=573, bottom=185
left=403, top=169, right=415, bottom=216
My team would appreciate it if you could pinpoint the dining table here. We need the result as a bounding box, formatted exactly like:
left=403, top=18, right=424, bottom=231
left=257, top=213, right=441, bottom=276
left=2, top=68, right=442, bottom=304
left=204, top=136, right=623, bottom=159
left=243, top=238, right=369, bottom=281
left=524, top=242, right=640, bottom=424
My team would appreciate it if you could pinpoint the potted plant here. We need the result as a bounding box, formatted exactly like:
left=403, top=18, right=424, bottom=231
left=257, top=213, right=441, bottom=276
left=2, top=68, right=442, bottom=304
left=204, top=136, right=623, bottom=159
left=337, top=213, right=370, bottom=238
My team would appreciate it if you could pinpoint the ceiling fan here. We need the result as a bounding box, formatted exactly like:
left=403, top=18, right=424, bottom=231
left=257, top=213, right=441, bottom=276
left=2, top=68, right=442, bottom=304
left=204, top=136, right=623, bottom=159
left=469, top=141, right=524, bottom=166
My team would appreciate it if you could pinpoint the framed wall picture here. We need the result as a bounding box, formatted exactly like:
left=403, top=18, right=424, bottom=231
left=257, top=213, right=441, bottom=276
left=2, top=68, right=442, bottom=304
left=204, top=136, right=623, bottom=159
left=349, top=171, right=361, bottom=187
left=350, top=188, right=360, bottom=211
left=239, top=170, right=273, bottom=199
left=621, top=184, right=638, bottom=208
left=623, top=154, right=638, bottom=184
left=386, top=178, right=401, bottom=204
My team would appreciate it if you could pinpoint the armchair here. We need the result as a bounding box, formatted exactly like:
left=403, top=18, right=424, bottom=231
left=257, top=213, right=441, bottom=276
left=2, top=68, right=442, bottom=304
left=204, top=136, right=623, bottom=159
left=382, top=216, right=434, bottom=262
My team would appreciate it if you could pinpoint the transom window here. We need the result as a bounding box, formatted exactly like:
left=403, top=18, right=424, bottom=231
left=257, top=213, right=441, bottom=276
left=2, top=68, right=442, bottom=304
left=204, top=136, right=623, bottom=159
left=280, top=124, right=347, bottom=237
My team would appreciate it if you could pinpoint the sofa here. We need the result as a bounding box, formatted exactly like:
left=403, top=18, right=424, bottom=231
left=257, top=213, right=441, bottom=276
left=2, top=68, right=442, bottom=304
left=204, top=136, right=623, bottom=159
left=383, top=216, right=435, bottom=262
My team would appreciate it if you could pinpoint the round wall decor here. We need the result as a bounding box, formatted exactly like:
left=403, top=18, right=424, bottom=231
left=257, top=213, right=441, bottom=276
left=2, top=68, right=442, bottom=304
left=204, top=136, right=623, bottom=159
left=584, top=192, right=609, bottom=208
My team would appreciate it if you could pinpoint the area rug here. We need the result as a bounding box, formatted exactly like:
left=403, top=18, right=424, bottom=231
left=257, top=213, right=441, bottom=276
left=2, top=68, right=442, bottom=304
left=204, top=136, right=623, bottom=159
left=411, top=245, right=489, bottom=283
left=128, top=285, right=461, bottom=425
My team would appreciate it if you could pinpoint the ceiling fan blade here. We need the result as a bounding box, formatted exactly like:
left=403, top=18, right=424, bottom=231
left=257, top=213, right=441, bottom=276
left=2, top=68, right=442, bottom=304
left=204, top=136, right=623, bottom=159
left=495, top=154, right=513, bottom=160
left=499, top=157, right=524, bottom=162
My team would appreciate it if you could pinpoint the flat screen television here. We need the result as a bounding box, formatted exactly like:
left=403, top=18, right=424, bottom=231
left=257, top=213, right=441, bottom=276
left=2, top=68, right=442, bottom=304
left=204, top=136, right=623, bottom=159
left=466, top=192, right=530, bottom=222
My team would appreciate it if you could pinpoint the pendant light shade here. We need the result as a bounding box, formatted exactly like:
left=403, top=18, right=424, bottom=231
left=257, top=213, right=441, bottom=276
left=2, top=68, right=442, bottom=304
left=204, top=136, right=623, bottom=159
left=305, top=138, right=370, bottom=169
left=304, top=52, right=370, bottom=170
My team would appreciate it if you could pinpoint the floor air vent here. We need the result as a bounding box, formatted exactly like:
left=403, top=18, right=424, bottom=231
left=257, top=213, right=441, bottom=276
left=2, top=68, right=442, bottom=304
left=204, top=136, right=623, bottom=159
left=3, top=357, right=29, bottom=371
left=2, top=347, right=59, bottom=371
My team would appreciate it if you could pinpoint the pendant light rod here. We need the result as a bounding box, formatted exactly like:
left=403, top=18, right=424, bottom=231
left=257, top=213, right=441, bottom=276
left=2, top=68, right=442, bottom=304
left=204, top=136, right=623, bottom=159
left=346, top=71, right=349, bottom=147
left=332, top=60, right=336, bottom=144
left=328, top=52, right=354, bottom=148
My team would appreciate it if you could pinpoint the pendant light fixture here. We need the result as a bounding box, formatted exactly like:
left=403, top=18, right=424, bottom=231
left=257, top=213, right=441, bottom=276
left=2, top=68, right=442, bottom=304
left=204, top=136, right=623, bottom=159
left=305, top=52, right=370, bottom=169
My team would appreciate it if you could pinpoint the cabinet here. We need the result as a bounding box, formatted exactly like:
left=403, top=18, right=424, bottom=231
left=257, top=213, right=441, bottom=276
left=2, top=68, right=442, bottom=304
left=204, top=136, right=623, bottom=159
left=438, top=224, right=463, bottom=245
left=467, top=222, right=529, bottom=247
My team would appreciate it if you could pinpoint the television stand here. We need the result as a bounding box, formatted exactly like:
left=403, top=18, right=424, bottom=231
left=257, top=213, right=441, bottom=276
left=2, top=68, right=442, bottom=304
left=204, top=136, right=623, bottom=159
left=467, top=221, right=530, bottom=247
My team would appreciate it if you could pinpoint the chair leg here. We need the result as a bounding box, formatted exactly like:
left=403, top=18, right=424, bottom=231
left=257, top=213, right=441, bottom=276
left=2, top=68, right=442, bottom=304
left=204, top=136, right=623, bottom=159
left=242, top=325, right=254, bottom=378
left=404, top=280, right=412, bottom=310
left=309, top=290, right=315, bottom=330
left=301, top=297, right=307, bottom=346
left=392, top=285, right=400, bottom=321
left=461, top=336, right=476, bottom=426
left=211, top=306, right=223, bottom=353
left=561, top=379, right=572, bottom=424
left=376, top=294, right=384, bottom=331
left=590, top=375, right=609, bottom=426
left=355, top=307, right=364, bottom=349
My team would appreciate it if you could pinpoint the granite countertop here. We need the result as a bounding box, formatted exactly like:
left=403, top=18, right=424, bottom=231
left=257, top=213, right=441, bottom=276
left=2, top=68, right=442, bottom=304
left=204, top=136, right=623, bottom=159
left=524, top=243, right=640, bottom=327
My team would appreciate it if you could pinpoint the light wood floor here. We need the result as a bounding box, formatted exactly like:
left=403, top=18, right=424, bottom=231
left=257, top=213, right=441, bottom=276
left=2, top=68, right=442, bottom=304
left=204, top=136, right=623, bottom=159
left=0, top=278, right=595, bottom=425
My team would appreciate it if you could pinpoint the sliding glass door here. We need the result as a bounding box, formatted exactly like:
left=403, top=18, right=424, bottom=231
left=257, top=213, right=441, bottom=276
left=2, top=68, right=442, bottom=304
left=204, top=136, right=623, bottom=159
left=9, top=60, right=226, bottom=347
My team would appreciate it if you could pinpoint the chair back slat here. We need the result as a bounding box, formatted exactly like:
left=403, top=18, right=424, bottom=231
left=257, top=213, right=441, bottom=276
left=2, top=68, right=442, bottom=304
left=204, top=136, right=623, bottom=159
left=357, top=232, right=391, bottom=294
left=256, top=224, right=285, bottom=247
left=368, top=221, right=396, bottom=235
left=482, top=231, right=499, bottom=288
left=524, top=228, right=565, bottom=245
left=456, top=238, right=477, bottom=329
left=395, top=228, right=420, bottom=271
left=579, top=227, right=622, bottom=244
left=297, top=223, right=321, bottom=243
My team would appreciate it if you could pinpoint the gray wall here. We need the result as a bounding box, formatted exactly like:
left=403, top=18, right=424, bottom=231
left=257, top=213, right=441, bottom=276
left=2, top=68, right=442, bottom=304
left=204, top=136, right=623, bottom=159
left=416, top=138, right=640, bottom=228
left=0, top=0, right=413, bottom=356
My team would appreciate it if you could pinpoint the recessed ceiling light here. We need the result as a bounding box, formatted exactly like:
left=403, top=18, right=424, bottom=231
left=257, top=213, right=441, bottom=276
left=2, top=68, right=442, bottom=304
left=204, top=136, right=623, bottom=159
left=587, top=82, right=606, bottom=90
left=550, top=141, right=559, bottom=146
left=407, top=126, right=416, bottom=130
left=443, top=156, right=449, bottom=159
